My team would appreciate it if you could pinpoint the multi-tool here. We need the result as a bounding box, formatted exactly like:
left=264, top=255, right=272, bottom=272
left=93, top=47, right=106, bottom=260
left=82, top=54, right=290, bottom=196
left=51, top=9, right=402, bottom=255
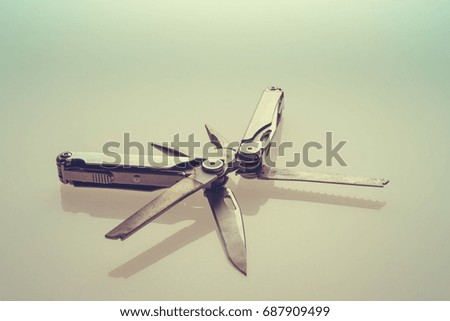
left=56, top=86, right=389, bottom=275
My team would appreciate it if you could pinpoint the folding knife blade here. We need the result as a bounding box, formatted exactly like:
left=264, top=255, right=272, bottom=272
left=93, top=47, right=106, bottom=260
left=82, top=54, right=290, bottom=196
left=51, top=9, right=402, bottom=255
left=151, top=142, right=190, bottom=158
left=258, top=165, right=389, bottom=187
left=205, top=124, right=231, bottom=150
left=105, top=167, right=218, bottom=240
left=204, top=187, right=247, bottom=275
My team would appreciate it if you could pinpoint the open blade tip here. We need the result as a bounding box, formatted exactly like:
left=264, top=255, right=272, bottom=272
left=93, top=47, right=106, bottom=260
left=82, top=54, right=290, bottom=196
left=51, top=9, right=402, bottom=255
left=232, top=260, right=247, bottom=276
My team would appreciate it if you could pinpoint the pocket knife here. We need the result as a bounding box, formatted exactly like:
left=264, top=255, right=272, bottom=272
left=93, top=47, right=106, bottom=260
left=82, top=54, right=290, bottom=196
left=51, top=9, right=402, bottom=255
left=56, top=86, right=388, bottom=275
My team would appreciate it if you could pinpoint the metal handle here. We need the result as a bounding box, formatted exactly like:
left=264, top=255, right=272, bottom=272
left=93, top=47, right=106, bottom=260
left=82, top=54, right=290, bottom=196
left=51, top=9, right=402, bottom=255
left=241, top=86, right=284, bottom=145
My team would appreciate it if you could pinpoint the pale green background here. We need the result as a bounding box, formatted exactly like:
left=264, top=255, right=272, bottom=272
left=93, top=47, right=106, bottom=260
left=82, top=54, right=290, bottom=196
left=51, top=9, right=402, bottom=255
left=1, top=1, right=449, bottom=300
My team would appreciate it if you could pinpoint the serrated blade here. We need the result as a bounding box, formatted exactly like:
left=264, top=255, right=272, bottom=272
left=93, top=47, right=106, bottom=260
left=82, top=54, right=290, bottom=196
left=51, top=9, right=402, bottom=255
left=258, top=165, right=389, bottom=188
left=204, top=187, right=247, bottom=275
left=106, top=167, right=218, bottom=240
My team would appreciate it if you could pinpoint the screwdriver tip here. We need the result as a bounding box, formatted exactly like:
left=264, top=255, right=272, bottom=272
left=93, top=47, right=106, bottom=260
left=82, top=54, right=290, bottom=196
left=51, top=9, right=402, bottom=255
left=105, top=231, right=127, bottom=241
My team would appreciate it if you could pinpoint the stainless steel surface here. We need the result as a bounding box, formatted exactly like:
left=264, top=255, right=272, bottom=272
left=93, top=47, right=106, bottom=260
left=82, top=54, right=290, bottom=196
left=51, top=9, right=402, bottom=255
left=58, top=151, right=192, bottom=189
left=105, top=166, right=218, bottom=240
left=201, top=159, right=225, bottom=174
left=205, top=123, right=231, bottom=150
left=237, top=87, right=284, bottom=177
left=241, top=86, right=284, bottom=145
left=2, top=1, right=446, bottom=299
left=68, top=151, right=192, bottom=168
left=204, top=187, right=247, bottom=275
left=259, top=165, right=389, bottom=188
left=150, top=142, right=190, bottom=157
left=56, top=86, right=388, bottom=275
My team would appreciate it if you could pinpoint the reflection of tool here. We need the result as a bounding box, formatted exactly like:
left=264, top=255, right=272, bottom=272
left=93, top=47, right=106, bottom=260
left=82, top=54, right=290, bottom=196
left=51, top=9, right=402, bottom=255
left=56, top=86, right=389, bottom=275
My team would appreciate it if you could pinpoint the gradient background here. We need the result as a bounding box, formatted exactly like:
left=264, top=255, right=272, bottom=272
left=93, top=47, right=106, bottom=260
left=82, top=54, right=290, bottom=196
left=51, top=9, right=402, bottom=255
left=1, top=1, right=449, bottom=300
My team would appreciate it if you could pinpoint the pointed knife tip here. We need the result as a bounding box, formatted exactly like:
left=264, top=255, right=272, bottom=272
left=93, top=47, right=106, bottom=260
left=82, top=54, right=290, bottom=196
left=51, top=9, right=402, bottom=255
left=238, top=265, right=247, bottom=276
left=231, top=260, right=247, bottom=276
left=204, top=123, right=213, bottom=134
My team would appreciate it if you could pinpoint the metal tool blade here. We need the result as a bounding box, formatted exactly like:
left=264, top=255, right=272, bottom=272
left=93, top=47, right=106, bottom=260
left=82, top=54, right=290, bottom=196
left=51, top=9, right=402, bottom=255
left=258, top=165, right=389, bottom=188
left=105, top=167, right=218, bottom=240
left=241, top=87, right=284, bottom=144
left=151, top=142, right=190, bottom=157
left=205, top=124, right=230, bottom=150
left=204, top=187, right=247, bottom=275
